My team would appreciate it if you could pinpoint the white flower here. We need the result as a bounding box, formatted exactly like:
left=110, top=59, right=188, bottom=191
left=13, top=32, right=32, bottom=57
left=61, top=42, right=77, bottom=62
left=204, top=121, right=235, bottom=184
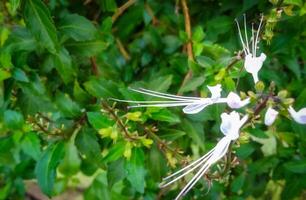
left=207, top=84, right=222, bottom=100
left=220, top=111, right=249, bottom=140
left=264, top=107, right=279, bottom=126
left=226, top=92, right=250, bottom=109
left=235, top=15, right=266, bottom=83
left=159, top=111, right=248, bottom=200
left=288, top=106, right=306, bottom=124
left=244, top=53, right=266, bottom=83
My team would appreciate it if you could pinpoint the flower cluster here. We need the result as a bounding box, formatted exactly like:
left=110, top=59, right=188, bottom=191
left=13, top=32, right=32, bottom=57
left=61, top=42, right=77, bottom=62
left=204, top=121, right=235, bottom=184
left=113, top=15, right=306, bottom=200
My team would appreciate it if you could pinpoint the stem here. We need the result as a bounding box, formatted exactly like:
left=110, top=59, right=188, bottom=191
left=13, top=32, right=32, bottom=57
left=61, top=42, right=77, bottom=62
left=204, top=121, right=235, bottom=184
left=116, top=38, right=131, bottom=61
left=112, top=0, right=137, bottom=23
left=90, top=57, right=99, bottom=76
left=146, top=127, right=184, bottom=161
left=178, top=0, right=194, bottom=95
left=102, top=102, right=136, bottom=140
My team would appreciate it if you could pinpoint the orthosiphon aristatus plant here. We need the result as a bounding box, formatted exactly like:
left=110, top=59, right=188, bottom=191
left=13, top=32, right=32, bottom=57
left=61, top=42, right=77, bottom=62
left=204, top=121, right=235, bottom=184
left=112, top=15, right=306, bottom=200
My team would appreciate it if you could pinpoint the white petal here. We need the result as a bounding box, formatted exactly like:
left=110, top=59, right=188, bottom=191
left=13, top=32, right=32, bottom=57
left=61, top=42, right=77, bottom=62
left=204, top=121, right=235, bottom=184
left=183, top=103, right=211, bottom=114
left=226, top=92, right=250, bottom=109
left=264, top=107, right=279, bottom=126
left=288, top=106, right=306, bottom=124
left=207, top=84, right=222, bottom=99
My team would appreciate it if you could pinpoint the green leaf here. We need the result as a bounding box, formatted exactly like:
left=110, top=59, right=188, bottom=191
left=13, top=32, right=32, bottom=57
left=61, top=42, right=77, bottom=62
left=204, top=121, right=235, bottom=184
left=148, top=75, right=173, bottom=93
left=65, top=40, right=107, bottom=57
left=23, top=0, right=58, bottom=53
left=148, top=109, right=180, bottom=123
left=53, top=47, right=74, bottom=83
left=98, top=0, right=117, bottom=12
left=181, top=120, right=205, bottom=151
left=55, top=92, right=81, bottom=118
left=231, top=174, right=245, bottom=193
left=103, top=142, right=125, bottom=164
left=59, top=13, right=97, bottom=41
left=4, top=110, right=24, bottom=130
left=75, top=127, right=102, bottom=164
left=179, top=76, right=205, bottom=93
left=0, top=68, right=11, bottom=81
left=284, top=159, right=306, bottom=173
left=192, top=26, right=205, bottom=42
left=21, top=132, right=41, bottom=160
left=159, top=128, right=186, bottom=141
left=284, top=0, right=303, bottom=7
left=125, top=148, right=146, bottom=193
left=84, top=172, right=111, bottom=200
left=12, top=68, right=29, bottom=82
left=87, top=112, right=114, bottom=130
left=235, top=143, right=255, bottom=159
left=18, top=75, right=55, bottom=115
left=9, top=0, right=21, bottom=15
left=84, top=77, right=121, bottom=99
left=4, top=27, right=37, bottom=52
left=107, top=158, right=126, bottom=187
left=58, top=131, right=81, bottom=176
left=35, top=142, right=65, bottom=197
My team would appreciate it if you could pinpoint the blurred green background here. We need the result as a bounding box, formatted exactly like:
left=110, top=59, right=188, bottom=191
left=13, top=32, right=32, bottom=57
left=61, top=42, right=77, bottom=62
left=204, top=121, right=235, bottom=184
left=0, top=0, right=305, bottom=199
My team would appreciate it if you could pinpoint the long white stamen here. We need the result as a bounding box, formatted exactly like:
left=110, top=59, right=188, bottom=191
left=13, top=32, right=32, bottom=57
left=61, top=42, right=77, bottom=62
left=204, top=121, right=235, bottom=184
left=160, top=149, right=214, bottom=188
left=235, top=19, right=248, bottom=55
left=161, top=148, right=215, bottom=182
left=255, top=15, right=264, bottom=57
left=252, top=23, right=255, bottom=57
left=109, top=98, right=196, bottom=104
left=127, top=102, right=201, bottom=108
left=243, top=14, right=250, bottom=54
left=130, top=88, right=202, bottom=101
left=180, top=140, right=231, bottom=197
left=175, top=163, right=211, bottom=200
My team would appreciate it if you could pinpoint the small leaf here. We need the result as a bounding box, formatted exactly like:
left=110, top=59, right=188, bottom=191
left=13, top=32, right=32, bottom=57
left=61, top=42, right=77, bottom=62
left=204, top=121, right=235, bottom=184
left=149, top=109, right=180, bottom=123
left=284, top=159, right=306, bottom=173
left=59, top=13, right=97, bottom=41
left=125, top=148, right=146, bottom=193
left=53, top=47, right=74, bottom=83
left=65, top=40, right=107, bottom=57
left=179, top=76, right=205, bottom=93
left=23, top=0, right=58, bottom=53
left=35, top=142, right=65, bottom=197
left=4, top=110, right=24, bottom=130
left=12, top=68, right=29, bottom=82
left=192, top=26, right=205, bottom=42
left=21, top=132, right=41, bottom=160
left=84, top=77, right=121, bottom=99
left=55, top=92, right=81, bottom=118
left=58, top=131, right=81, bottom=176
left=107, top=158, right=126, bottom=187
left=0, top=68, right=11, bottom=81
left=87, top=112, right=114, bottom=130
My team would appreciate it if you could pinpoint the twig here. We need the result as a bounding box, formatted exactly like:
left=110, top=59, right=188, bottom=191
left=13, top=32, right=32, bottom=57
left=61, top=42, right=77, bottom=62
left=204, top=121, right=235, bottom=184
left=116, top=38, right=131, bottom=61
left=178, top=0, right=194, bottom=95
left=144, top=2, right=158, bottom=25
left=90, top=57, right=99, bottom=76
left=102, top=102, right=137, bottom=140
left=146, top=127, right=184, bottom=161
left=112, top=0, right=137, bottom=23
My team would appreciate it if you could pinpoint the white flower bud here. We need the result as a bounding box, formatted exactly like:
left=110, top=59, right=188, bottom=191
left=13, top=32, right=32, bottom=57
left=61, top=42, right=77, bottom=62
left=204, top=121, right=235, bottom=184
left=226, top=92, right=250, bottom=109
left=264, top=107, right=279, bottom=126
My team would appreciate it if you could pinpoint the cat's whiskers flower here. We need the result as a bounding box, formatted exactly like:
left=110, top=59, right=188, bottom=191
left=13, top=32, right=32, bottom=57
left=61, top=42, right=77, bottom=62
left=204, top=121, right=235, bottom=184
left=159, top=111, right=248, bottom=200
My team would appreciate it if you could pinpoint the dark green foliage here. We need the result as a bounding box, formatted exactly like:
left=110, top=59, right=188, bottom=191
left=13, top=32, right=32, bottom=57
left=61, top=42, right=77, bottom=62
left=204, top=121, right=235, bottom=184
left=0, top=0, right=305, bottom=199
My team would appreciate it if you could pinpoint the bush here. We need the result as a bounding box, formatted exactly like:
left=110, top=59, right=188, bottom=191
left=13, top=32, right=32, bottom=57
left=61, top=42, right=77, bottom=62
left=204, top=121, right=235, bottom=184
left=0, top=0, right=305, bottom=199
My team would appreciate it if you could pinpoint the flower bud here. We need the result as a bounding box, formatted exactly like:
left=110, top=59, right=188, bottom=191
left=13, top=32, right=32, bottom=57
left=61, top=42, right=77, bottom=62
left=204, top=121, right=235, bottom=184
left=264, top=107, right=279, bottom=126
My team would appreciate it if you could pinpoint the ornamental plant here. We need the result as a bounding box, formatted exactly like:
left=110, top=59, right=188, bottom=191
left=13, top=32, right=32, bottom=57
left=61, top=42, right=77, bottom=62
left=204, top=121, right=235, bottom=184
left=0, top=1, right=306, bottom=200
